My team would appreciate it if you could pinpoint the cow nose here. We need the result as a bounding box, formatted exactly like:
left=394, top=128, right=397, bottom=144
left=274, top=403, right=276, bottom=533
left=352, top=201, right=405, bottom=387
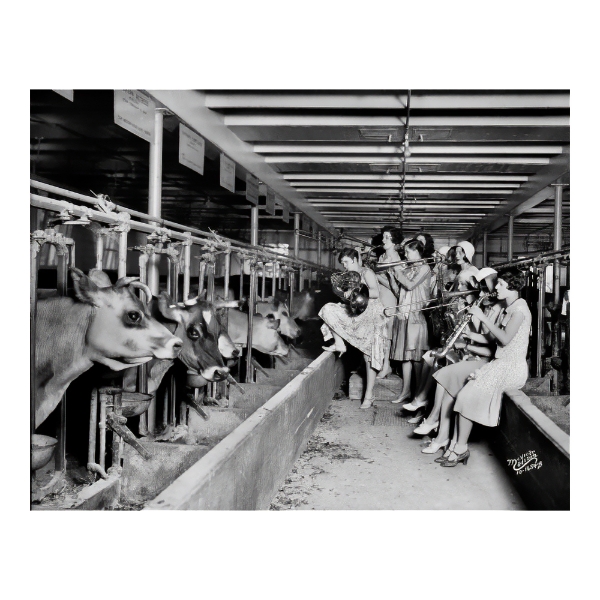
left=232, top=348, right=240, bottom=357
left=215, top=367, right=229, bottom=381
left=172, top=339, right=183, bottom=352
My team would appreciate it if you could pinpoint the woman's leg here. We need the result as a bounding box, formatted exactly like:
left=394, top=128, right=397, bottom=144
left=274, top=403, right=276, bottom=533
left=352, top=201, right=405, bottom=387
left=377, top=337, right=392, bottom=379
left=330, top=330, right=347, bottom=352
left=453, top=414, right=473, bottom=454
left=421, top=383, right=446, bottom=426
left=431, top=388, right=455, bottom=443
left=364, top=354, right=377, bottom=398
left=400, top=360, right=412, bottom=397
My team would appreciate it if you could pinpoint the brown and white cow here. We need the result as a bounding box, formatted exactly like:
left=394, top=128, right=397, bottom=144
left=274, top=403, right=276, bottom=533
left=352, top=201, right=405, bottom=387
left=255, top=297, right=301, bottom=339
left=34, top=269, right=183, bottom=427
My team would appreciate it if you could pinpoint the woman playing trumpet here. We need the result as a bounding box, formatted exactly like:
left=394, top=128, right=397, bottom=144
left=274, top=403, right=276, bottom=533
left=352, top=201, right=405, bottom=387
left=388, top=239, right=432, bottom=404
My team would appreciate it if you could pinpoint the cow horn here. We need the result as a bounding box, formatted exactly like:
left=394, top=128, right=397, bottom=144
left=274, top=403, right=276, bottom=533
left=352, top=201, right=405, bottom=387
left=213, top=300, right=241, bottom=309
left=128, top=280, right=153, bottom=305
left=184, top=296, right=198, bottom=306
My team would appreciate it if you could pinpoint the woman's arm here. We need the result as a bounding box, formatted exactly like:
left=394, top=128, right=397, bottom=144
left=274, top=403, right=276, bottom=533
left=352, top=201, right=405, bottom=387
left=468, top=305, right=525, bottom=346
left=392, top=264, right=430, bottom=291
left=363, top=269, right=380, bottom=299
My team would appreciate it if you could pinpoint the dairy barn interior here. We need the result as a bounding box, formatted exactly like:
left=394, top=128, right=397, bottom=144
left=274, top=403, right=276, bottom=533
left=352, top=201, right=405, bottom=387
left=30, top=90, right=569, bottom=511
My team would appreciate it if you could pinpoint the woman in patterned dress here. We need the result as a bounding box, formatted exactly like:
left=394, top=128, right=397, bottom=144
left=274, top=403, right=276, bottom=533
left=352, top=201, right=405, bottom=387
left=389, top=239, right=432, bottom=403
left=319, top=248, right=389, bottom=409
left=425, top=267, right=532, bottom=467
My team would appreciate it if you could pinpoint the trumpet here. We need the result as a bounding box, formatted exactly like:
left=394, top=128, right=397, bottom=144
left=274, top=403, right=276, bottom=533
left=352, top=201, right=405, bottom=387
left=373, top=253, right=443, bottom=272
left=382, top=290, right=474, bottom=317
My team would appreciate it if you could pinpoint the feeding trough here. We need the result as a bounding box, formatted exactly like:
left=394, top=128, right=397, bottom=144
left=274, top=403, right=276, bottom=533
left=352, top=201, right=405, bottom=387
left=31, top=434, right=58, bottom=471
left=120, top=392, right=153, bottom=418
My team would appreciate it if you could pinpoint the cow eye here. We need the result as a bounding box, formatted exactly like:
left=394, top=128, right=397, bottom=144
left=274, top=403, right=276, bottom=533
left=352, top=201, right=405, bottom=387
left=127, top=311, right=143, bottom=324
left=282, top=311, right=289, bottom=317
left=187, top=327, right=200, bottom=340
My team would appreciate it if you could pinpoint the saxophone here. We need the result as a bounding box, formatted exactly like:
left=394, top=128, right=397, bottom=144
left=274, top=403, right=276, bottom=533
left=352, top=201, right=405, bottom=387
left=433, top=292, right=497, bottom=359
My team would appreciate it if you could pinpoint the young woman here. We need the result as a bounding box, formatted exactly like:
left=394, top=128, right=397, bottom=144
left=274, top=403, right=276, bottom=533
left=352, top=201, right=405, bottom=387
left=389, top=239, right=432, bottom=404
left=422, top=268, right=532, bottom=466
left=376, top=227, right=403, bottom=379
left=319, top=248, right=389, bottom=409
left=446, top=241, right=479, bottom=293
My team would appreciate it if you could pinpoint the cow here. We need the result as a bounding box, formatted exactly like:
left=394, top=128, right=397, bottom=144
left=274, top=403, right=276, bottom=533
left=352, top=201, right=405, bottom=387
left=215, top=286, right=301, bottom=340
left=34, top=268, right=183, bottom=427
left=227, top=309, right=289, bottom=356
left=122, top=294, right=240, bottom=394
left=255, top=297, right=301, bottom=339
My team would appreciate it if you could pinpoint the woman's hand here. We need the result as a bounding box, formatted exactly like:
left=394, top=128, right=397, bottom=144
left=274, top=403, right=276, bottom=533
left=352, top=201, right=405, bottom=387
left=467, top=305, right=485, bottom=320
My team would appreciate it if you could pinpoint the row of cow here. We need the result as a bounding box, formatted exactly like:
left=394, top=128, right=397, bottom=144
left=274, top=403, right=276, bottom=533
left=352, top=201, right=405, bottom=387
left=34, top=267, right=328, bottom=430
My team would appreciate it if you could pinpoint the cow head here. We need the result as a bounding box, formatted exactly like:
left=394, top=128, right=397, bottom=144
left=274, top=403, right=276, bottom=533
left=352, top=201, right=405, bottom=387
left=156, top=294, right=239, bottom=382
left=70, top=268, right=183, bottom=371
left=254, top=313, right=290, bottom=356
left=257, top=297, right=301, bottom=339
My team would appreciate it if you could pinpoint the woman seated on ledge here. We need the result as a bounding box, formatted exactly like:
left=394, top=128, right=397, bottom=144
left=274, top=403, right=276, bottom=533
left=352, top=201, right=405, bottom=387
left=424, top=267, right=532, bottom=467
left=319, top=248, right=389, bottom=409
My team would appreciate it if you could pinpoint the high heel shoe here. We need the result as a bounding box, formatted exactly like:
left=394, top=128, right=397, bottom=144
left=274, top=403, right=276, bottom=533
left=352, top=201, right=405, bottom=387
left=391, top=392, right=411, bottom=404
left=440, top=448, right=470, bottom=467
left=322, top=344, right=346, bottom=357
left=413, top=419, right=439, bottom=436
left=360, top=396, right=375, bottom=409
left=434, top=441, right=456, bottom=463
left=402, top=399, right=428, bottom=412
left=421, top=438, right=449, bottom=454
left=376, top=367, right=392, bottom=380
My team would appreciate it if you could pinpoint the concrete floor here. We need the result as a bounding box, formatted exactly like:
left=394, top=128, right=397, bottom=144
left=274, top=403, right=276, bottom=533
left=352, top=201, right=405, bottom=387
left=270, top=392, right=526, bottom=510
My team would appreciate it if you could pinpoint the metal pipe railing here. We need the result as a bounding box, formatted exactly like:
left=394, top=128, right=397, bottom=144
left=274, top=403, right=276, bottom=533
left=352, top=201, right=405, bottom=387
left=491, top=248, right=569, bottom=269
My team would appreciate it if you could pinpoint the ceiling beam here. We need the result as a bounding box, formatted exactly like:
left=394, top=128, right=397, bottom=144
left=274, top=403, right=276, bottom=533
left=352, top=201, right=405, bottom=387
left=146, top=90, right=337, bottom=234
left=254, top=144, right=564, bottom=155
left=265, top=155, right=550, bottom=164
left=223, top=115, right=569, bottom=127
left=299, top=188, right=512, bottom=195
left=284, top=174, right=530, bottom=182
left=462, top=150, right=570, bottom=239
left=293, top=182, right=520, bottom=189
left=206, top=92, right=569, bottom=110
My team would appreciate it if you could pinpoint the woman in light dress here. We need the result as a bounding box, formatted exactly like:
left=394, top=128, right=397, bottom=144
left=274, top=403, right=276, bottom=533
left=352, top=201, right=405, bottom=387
left=388, top=239, right=432, bottom=404
left=423, top=267, right=532, bottom=467
left=319, top=248, right=389, bottom=409
left=375, top=227, right=403, bottom=379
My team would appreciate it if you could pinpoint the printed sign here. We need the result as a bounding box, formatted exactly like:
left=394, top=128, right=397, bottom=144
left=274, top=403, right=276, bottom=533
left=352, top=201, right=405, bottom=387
left=179, top=124, right=205, bottom=175
left=266, top=189, right=276, bottom=215
left=246, top=173, right=259, bottom=205
left=114, top=90, right=155, bottom=142
left=53, top=90, right=74, bottom=101
left=220, top=153, right=236, bottom=192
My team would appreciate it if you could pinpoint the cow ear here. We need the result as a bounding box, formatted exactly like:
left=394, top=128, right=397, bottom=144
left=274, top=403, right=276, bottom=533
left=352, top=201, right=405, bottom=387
left=71, top=268, right=101, bottom=306
left=266, top=317, right=280, bottom=330
left=157, top=292, right=183, bottom=323
left=88, top=269, right=112, bottom=288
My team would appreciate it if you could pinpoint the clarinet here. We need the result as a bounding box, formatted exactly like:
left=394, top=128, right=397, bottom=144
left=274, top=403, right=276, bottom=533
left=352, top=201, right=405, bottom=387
left=433, top=292, right=497, bottom=359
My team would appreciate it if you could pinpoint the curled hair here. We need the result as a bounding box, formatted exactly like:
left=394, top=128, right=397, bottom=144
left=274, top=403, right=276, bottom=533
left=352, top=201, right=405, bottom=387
left=416, top=232, right=435, bottom=259
left=338, top=247, right=359, bottom=264
left=382, top=226, right=404, bottom=247
left=403, top=238, right=424, bottom=258
left=497, top=267, right=527, bottom=292
left=447, top=245, right=471, bottom=265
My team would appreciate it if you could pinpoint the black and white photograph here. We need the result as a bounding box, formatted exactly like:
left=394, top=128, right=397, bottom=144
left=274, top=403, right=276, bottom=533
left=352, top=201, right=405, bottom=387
left=13, top=3, right=590, bottom=597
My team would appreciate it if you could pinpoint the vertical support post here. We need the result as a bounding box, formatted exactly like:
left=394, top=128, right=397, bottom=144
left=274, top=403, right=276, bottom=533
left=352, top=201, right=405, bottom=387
left=289, top=270, right=295, bottom=316
left=182, top=232, right=192, bottom=301
left=272, top=262, right=278, bottom=297
left=246, top=206, right=259, bottom=382
left=147, top=108, right=164, bottom=296
left=30, top=239, right=40, bottom=478
left=507, top=215, right=514, bottom=262
left=317, top=232, right=322, bottom=268
left=536, top=266, right=546, bottom=377
left=198, top=261, right=206, bottom=297
left=261, top=264, right=267, bottom=300
left=146, top=109, right=164, bottom=436
left=482, top=231, right=488, bottom=266
left=553, top=185, right=563, bottom=306
left=298, top=265, right=303, bottom=292
left=117, top=223, right=128, bottom=279
left=137, top=252, right=150, bottom=436
left=95, top=232, right=104, bottom=270
left=55, top=248, right=69, bottom=474
left=293, top=213, right=300, bottom=258
left=221, top=250, right=231, bottom=404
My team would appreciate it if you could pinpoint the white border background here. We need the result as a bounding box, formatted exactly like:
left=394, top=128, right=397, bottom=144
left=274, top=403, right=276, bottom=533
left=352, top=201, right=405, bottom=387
left=5, top=1, right=592, bottom=598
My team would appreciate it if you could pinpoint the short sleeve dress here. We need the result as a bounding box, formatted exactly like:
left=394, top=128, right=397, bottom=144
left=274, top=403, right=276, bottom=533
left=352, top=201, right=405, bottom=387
left=454, top=298, right=532, bottom=427
left=319, top=268, right=390, bottom=371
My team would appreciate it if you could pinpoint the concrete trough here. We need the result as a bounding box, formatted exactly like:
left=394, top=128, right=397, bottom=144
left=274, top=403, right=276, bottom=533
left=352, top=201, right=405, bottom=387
left=255, top=368, right=301, bottom=386
left=144, top=352, right=345, bottom=510
left=493, top=389, right=570, bottom=510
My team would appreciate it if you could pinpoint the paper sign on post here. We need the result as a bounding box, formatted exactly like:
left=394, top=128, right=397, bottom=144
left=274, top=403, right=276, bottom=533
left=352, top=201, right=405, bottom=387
left=114, top=90, right=155, bottom=142
left=266, top=189, right=276, bottom=215
left=220, top=153, right=236, bottom=192
left=246, top=174, right=259, bottom=205
left=179, top=124, right=205, bottom=175
left=53, top=90, right=74, bottom=101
